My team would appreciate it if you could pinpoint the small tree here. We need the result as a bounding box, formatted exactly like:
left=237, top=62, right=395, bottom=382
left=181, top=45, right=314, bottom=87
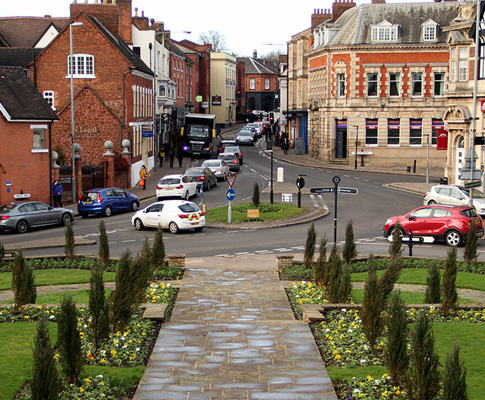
left=132, top=242, right=151, bottom=304
left=151, top=228, right=165, bottom=273
left=98, top=220, right=110, bottom=268
left=377, top=254, right=403, bottom=304
left=303, top=222, right=317, bottom=269
left=327, top=244, right=343, bottom=303
left=342, top=220, right=358, bottom=264
left=110, top=250, right=135, bottom=331
left=11, top=250, right=36, bottom=311
left=64, top=220, right=75, bottom=260
left=338, top=264, right=352, bottom=303
left=405, top=311, right=440, bottom=400
left=361, top=254, right=383, bottom=351
left=442, top=246, right=458, bottom=317
left=30, top=318, right=59, bottom=400
left=385, top=290, right=409, bottom=387
left=252, top=182, right=260, bottom=207
left=314, top=234, right=328, bottom=286
left=425, top=261, right=441, bottom=304
left=442, top=343, right=468, bottom=400
left=88, top=263, right=110, bottom=356
left=57, top=296, right=83, bottom=385
left=0, top=242, right=5, bottom=262
left=463, top=222, right=478, bottom=265
left=389, top=222, right=403, bottom=261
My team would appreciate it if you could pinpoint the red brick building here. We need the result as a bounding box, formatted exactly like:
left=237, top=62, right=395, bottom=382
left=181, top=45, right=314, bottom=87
left=0, top=66, right=58, bottom=205
left=31, top=0, right=154, bottom=193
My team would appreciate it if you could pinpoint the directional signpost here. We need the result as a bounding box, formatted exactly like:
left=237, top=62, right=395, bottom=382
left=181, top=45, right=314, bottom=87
left=464, top=180, right=481, bottom=189
left=226, top=177, right=236, bottom=223
left=310, top=175, right=358, bottom=243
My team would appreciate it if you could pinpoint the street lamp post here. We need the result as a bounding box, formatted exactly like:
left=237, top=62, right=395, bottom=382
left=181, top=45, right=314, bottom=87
left=70, top=21, right=83, bottom=204
left=423, top=134, right=430, bottom=184
left=354, top=126, right=358, bottom=170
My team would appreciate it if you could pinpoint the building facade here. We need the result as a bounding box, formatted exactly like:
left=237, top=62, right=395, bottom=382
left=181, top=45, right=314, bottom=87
left=210, top=51, right=237, bottom=127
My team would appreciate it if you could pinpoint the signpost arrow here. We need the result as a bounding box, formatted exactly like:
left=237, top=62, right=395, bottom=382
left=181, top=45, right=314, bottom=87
left=226, top=188, right=236, bottom=201
left=310, top=187, right=334, bottom=194
left=338, top=187, right=358, bottom=195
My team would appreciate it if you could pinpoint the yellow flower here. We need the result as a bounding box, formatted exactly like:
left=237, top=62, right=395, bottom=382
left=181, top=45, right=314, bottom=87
left=395, top=390, right=401, bottom=395
left=335, top=354, right=341, bottom=360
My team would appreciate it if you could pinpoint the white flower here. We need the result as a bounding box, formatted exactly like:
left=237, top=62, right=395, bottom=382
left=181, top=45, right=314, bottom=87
left=363, top=344, right=369, bottom=351
left=49, top=315, right=55, bottom=320
left=374, top=379, right=381, bottom=384
left=342, top=308, right=347, bottom=313
left=347, top=329, right=353, bottom=333
left=96, top=374, right=104, bottom=379
left=166, top=283, right=171, bottom=287
left=353, top=389, right=361, bottom=394
left=360, top=359, right=367, bottom=364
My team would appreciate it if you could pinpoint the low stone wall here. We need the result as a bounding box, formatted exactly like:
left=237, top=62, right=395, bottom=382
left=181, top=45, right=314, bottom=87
left=276, top=255, right=294, bottom=273
left=168, top=254, right=185, bottom=270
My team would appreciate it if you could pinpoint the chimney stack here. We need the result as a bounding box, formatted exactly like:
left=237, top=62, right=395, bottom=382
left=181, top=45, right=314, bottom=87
left=253, top=49, right=257, bottom=58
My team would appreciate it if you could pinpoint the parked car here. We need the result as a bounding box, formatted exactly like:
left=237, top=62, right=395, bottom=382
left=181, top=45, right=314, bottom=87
left=424, top=184, right=485, bottom=216
left=224, top=145, right=243, bottom=165
left=184, top=167, right=218, bottom=191
left=78, top=187, right=139, bottom=217
left=218, top=152, right=240, bottom=173
left=383, top=204, right=484, bottom=246
left=200, top=159, right=230, bottom=181
left=236, top=129, right=255, bottom=145
left=0, top=201, right=74, bottom=233
left=132, top=200, right=205, bottom=234
left=217, top=139, right=237, bottom=154
left=156, top=174, right=198, bottom=201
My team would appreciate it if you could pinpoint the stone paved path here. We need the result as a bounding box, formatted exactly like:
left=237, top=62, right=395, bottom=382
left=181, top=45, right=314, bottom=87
left=133, top=256, right=337, bottom=400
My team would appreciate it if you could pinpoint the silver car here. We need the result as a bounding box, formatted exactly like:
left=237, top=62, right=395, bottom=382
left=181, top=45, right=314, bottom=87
left=236, top=129, right=255, bottom=145
left=0, top=201, right=74, bottom=233
left=201, top=159, right=230, bottom=181
left=423, top=184, right=485, bottom=216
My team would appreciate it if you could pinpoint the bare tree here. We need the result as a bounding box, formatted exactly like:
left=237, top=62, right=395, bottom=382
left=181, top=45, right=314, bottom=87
left=198, top=31, right=227, bottom=52
left=260, top=48, right=284, bottom=61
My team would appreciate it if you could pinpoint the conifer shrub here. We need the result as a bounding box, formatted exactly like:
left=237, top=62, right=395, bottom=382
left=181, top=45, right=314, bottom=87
left=132, top=247, right=151, bottom=305
left=303, top=221, right=317, bottom=269
left=151, top=228, right=165, bottom=272
left=11, top=250, right=36, bottom=311
left=57, top=296, right=83, bottom=385
left=442, top=246, right=458, bottom=317
left=88, top=263, right=110, bottom=356
left=338, top=264, right=352, bottom=302
left=110, top=250, right=135, bottom=332
left=0, top=242, right=5, bottom=261
left=342, top=219, right=358, bottom=264
left=64, top=220, right=75, bottom=260
left=463, top=221, right=478, bottom=265
left=389, top=222, right=403, bottom=261
left=377, top=253, right=403, bottom=304
left=314, top=234, right=328, bottom=286
left=30, top=318, right=59, bottom=400
left=327, top=244, right=343, bottom=303
left=442, top=343, right=468, bottom=400
left=98, top=220, right=110, bottom=268
left=385, top=290, right=409, bottom=387
left=361, top=254, right=383, bottom=351
left=425, top=261, right=441, bottom=304
left=252, top=182, right=260, bottom=207
left=405, top=311, right=440, bottom=400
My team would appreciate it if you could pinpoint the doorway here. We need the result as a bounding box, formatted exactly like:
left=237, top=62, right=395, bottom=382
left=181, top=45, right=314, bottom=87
left=335, top=119, right=347, bottom=159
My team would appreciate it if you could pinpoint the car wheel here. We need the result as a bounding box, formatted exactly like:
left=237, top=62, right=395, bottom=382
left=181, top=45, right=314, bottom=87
left=194, top=227, right=204, bottom=232
left=61, top=213, right=72, bottom=226
left=388, top=226, right=404, bottom=238
left=104, top=206, right=112, bottom=217
left=169, top=221, right=179, bottom=234
left=134, top=218, right=144, bottom=231
left=205, top=182, right=211, bottom=192
left=428, top=200, right=437, bottom=205
left=16, top=219, right=28, bottom=233
left=131, top=201, right=139, bottom=211
left=184, top=191, right=190, bottom=200
left=445, top=230, right=462, bottom=246
left=214, top=179, right=217, bottom=187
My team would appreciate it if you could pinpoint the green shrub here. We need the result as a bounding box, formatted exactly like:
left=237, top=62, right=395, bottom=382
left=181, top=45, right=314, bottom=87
left=151, top=228, right=165, bottom=272
left=303, top=222, right=317, bottom=269
left=342, top=220, right=358, bottom=264
left=327, top=244, right=343, bottom=303
left=425, top=261, right=441, bottom=304
left=88, top=263, right=110, bottom=356
left=361, top=254, right=383, bottom=351
left=110, top=250, right=135, bottom=332
left=442, top=246, right=458, bottom=317
left=442, top=343, right=468, bottom=400
left=389, top=223, right=403, bottom=260
left=64, top=220, right=75, bottom=260
left=252, top=182, right=260, bottom=207
left=314, top=234, right=328, bottom=286
left=98, top=220, right=110, bottom=268
left=463, top=221, right=478, bottom=265
left=11, top=250, right=36, bottom=311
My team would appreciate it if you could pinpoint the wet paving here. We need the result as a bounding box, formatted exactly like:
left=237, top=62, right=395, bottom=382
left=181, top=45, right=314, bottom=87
left=133, top=260, right=337, bottom=400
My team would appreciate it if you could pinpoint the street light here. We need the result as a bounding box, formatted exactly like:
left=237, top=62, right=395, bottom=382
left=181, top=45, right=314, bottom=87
left=423, top=134, right=430, bottom=184
left=70, top=21, right=83, bottom=204
left=354, top=126, right=358, bottom=170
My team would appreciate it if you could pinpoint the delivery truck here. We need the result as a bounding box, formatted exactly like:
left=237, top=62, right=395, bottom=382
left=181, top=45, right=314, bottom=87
left=180, top=113, right=217, bottom=157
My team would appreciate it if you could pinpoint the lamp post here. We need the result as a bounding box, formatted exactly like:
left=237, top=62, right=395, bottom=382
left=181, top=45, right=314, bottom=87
left=354, top=125, right=358, bottom=170
left=70, top=21, right=83, bottom=204
left=423, top=134, right=430, bottom=183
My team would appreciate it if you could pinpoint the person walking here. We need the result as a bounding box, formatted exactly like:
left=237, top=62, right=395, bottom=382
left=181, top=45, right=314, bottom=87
left=139, top=165, right=150, bottom=190
left=158, top=147, right=165, bottom=167
left=163, top=139, right=170, bottom=161
left=169, top=145, right=175, bottom=168
left=176, top=144, right=184, bottom=168
left=51, top=179, right=63, bottom=207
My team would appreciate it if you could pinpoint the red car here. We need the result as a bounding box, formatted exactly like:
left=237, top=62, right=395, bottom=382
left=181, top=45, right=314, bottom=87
left=383, top=204, right=484, bottom=246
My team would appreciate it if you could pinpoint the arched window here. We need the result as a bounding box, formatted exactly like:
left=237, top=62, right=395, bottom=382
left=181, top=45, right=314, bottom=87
left=159, top=84, right=166, bottom=97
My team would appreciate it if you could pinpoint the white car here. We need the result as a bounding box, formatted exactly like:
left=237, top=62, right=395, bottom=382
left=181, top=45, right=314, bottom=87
left=156, top=174, right=198, bottom=201
left=424, top=184, right=485, bottom=216
left=132, top=200, right=205, bottom=234
left=200, top=159, right=230, bottom=181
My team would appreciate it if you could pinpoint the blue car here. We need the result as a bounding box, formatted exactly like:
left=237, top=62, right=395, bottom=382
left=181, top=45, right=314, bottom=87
left=77, top=187, right=140, bottom=217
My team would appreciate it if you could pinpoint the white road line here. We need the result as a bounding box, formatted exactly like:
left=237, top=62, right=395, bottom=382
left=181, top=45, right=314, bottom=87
left=309, top=194, right=319, bottom=207
left=122, top=240, right=136, bottom=243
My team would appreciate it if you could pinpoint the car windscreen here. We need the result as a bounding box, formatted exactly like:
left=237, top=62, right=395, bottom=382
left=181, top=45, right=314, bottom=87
left=238, top=131, right=251, bottom=136
left=80, top=192, right=98, bottom=201
left=160, top=178, right=181, bottom=185
left=186, top=125, right=210, bottom=139
left=0, top=203, right=16, bottom=213
left=178, top=203, right=200, bottom=213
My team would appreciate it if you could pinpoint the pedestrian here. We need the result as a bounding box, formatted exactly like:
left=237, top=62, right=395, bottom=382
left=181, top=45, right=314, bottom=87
left=283, top=137, right=289, bottom=154
left=176, top=144, right=184, bottom=168
left=51, top=179, right=63, bottom=207
left=139, top=165, right=150, bottom=190
left=169, top=145, right=175, bottom=168
left=158, top=147, right=165, bottom=167
left=164, top=139, right=170, bottom=161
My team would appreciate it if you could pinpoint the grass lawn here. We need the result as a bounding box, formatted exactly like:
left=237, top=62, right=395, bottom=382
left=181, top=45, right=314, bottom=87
left=0, top=269, right=117, bottom=291
left=1, top=289, right=113, bottom=305
left=351, top=268, right=485, bottom=292
left=351, top=289, right=475, bottom=304
left=206, top=202, right=305, bottom=223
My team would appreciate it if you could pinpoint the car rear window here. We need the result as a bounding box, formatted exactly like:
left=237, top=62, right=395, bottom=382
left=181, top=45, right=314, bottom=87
left=461, top=209, right=479, bottom=218
left=80, top=192, right=98, bottom=201
left=0, top=203, right=16, bottom=212
left=185, top=169, right=203, bottom=175
left=203, top=161, right=220, bottom=167
left=178, top=203, right=200, bottom=213
left=160, top=178, right=181, bottom=185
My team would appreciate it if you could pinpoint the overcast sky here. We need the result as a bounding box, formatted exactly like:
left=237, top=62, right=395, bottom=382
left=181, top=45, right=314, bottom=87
left=3, top=0, right=429, bottom=57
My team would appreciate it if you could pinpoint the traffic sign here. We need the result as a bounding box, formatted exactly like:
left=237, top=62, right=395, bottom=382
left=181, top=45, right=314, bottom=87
left=338, top=187, right=358, bottom=195
left=226, top=174, right=236, bottom=188
left=464, top=180, right=481, bottom=189
left=226, top=188, right=236, bottom=201
left=332, top=175, right=341, bottom=185
left=296, top=176, right=305, bottom=188
left=310, top=187, right=334, bottom=194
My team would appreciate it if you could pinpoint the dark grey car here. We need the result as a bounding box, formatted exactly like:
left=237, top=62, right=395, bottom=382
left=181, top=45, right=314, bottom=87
left=0, top=201, right=74, bottom=233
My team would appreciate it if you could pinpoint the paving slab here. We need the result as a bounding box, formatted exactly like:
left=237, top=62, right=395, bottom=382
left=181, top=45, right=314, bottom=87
left=133, top=255, right=337, bottom=400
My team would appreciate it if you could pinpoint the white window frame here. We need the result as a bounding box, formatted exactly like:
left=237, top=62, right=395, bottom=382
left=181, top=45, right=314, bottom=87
left=337, top=73, right=346, bottom=97
left=422, top=20, right=438, bottom=42
left=371, top=21, right=399, bottom=43
left=458, top=47, right=468, bottom=82
left=67, top=53, right=95, bottom=78
left=31, top=124, right=48, bottom=152
left=433, top=72, right=445, bottom=96
left=411, top=72, right=423, bottom=97
left=409, top=119, right=423, bottom=146
left=249, top=78, right=255, bottom=90
left=367, top=73, right=378, bottom=97
left=389, top=73, right=400, bottom=96
left=265, top=78, right=270, bottom=90
left=43, top=91, right=55, bottom=110
left=387, top=122, right=400, bottom=146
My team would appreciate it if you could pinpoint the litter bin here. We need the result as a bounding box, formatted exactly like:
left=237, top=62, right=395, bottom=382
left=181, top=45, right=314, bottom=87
left=294, top=138, right=304, bottom=155
left=440, top=177, right=448, bottom=185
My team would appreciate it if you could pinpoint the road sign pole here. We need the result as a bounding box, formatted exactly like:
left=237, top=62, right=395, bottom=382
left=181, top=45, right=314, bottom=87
left=334, top=181, right=338, bottom=244
left=228, top=200, right=232, bottom=224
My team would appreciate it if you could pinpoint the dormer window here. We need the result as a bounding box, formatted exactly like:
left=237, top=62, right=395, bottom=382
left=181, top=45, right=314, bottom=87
left=371, top=21, right=399, bottom=43
left=422, top=19, right=438, bottom=42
